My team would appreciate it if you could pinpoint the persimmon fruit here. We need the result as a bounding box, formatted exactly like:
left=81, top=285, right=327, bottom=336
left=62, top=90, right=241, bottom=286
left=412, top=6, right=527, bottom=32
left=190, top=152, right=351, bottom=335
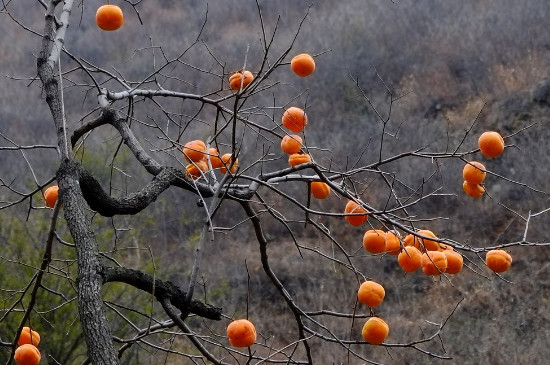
left=463, top=161, right=486, bottom=185
left=18, top=327, right=40, bottom=346
left=362, top=230, right=387, bottom=254
left=44, top=185, right=59, bottom=208
left=384, top=231, right=401, bottom=255
left=280, top=135, right=303, bottom=155
left=14, top=344, right=41, bottom=365
left=344, top=200, right=368, bottom=227
left=310, top=181, right=331, bottom=199
left=282, top=107, right=308, bottom=133
left=397, top=246, right=422, bottom=273
left=463, top=181, right=485, bottom=198
left=229, top=71, right=254, bottom=90
left=421, top=251, right=448, bottom=276
left=442, top=250, right=463, bottom=274
left=486, top=249, right=512, bottom=273
left=478, top=131, right=505, bottom=158
left=183, top=140, right=206, bottom=163
left=186, top=160, right=208, bottom=179
left=96, top=4, right=124, bottom=31
left=220, top=154, right=238, bottom=174
left=227, top=319, right=256, bottom=348
left=207, top=148, right=223, bottom=169
left=362, top=317, right=389, bottom=345
left=404, top=230, right=440, bottom=252
left=357, top=281, right=385, bottom=308
left=291, top=53, right=315, bottom=77
left=288, top=153, right=311, bottom=167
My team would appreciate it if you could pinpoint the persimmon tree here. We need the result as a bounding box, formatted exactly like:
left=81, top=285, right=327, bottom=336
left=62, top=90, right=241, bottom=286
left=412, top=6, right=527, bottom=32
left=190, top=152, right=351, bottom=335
left=1, top=1, right=549, bottom=364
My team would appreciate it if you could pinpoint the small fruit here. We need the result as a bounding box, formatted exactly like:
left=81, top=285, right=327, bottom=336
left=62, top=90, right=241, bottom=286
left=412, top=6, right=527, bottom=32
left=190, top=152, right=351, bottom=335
left=421, top=251, right=448, bottom=276
left=207, top=148, right=223, bottom=169
left=280, top=135, right=303, bottom=154
left=44, top=185, right=59, bottom=208
left=362, top=317, right=389, bottom=345
left=183, top=140, right=207, bottom=163
left=404, top=230, right=440, bottom=252
left=18, top=327, right=40, bottom=346
left=220, top=154, right=238, bottom=174
left=463, top=161, right=486, bottom=185
left=227, top=319, right=256, bottom=348
left=186, top=160, right=208, bottom=179
left=463, top=181, right=485, bottom=198
left=96, top=4, right=124, bottom=31
left=442, top=250, right=463, bottom=274
left=291, top=53, right=316, bottom=77
left=357, top=281, right=385, bottom=308
left=384, top=231, right=401, bottom=255
left=229, top=71, right=254, bottom=90
left=478, top=131, right=504, bottom=158
left=344, top=200, right=368, bottom=227
left=311, top=181, right=331, bottom=199
left=397, top=246, right=422, bottom=273
left=14, top=344, right=41, bottom=365
left=288, top=153, right=311, bottom=167
left=282, top=107, right=308, bottom=133
left=362, top=230, right=387, bottom=254
left=486, top=249, right=512, bottom=273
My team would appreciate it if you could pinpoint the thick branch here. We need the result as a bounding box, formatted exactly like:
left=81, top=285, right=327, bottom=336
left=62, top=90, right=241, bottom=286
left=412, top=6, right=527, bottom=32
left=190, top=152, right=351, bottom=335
left=101, top=266, right=222, bottom=321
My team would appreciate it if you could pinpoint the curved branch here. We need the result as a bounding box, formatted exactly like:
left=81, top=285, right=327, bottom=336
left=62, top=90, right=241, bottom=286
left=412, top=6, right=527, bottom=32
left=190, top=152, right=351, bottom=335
left=101, top=266, right=222, bottom=321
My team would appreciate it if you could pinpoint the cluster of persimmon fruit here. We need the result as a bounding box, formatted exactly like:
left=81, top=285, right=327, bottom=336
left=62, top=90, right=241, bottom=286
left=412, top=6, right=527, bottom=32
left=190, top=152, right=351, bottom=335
left=462, top=131, right=505, bottom=198
left=223, top=53, right=316, bottom=349
left=13, top=327, right=41, bottom=365
left=182, top=141, right=238, bottom=179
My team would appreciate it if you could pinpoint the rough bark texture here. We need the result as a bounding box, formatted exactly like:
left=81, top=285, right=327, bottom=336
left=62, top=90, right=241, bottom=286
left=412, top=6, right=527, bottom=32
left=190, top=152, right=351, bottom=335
left=101, top=266, right=222, bottom=320
left=57, top=160, right=119, bottom=365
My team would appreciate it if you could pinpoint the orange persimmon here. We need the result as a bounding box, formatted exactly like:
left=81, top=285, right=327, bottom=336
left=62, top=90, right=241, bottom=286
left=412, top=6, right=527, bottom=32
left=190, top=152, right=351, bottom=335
left=280, top=135, right=303, bottom=155
left=229, top=71, right=254, bottom=90
left=291, top=53, right=316, bottom=77
left=442, top=250, right=463, bottom=274
left=362, top=317, right=389, bottom=345
left=463, top=181, right=485, bottom=198
left=344, top=200, right=368, bottom=227
left=282, top=107, right=308, bottom=133
left=220, top=154, right=238, bottom=174
left=421, top=251, right=448, bottom=276
left=384, top=231, right=401, bottom=255
left=227, top=319, right=256, bottom=348
left=357, top=281, right=385, bottom=308
left=183, top=140, right=206, bottom=163
left=185, top=160, right=208, bottom=179
left=310, top=181, right=331, bottom=199
left=478, top=131, right=504, bottom=158
left=463, top=161, right=486, bottom=185
left=362, top=230, right=387, bottom=254
left=288, top=153, right=311, bottom=167
left=486, top=249, right=512, bottom=273
left=96, top=4, right=124, bottom=31
left=17, top=327, right=40, bottom=346
left=14, top=344, right=41, bottom=365
left=397, top=246, right=422, bottom=273
left=44, top=185, right=59, bottom=208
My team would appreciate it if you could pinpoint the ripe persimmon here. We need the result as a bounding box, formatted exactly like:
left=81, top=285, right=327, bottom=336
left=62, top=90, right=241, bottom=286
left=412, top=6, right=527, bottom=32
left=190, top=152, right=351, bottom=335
left=404, top=230, right=440, bottom=252
left=311, top=181, right=331, bottom=199
left=183, top=140, right=206, bottom=163
left=442, top=250, right=463, bottom=274
left=291, top=53, right=315, bottom=77
left=280, top=135, right=303, bottom=155
left=397, top=246, right=422, bottom=273
left=186, top=160, right=208, bottom=179
left=207, top=148, right=223, bottom=169
left=478, top=131, right=504, bottom=158
left=486, top=249, right=512, bottom=273
left=357, top=281, right=385, bottom=308
left=288, top=153, right=311, bottom=167
left=14, top=344, right=41, bottom=365
left=463, top=181, right=485, bottom=198
left=17, top=327, right=40, bottom=346
left=229, top=71, right=254, bottom=90
left=463, top=161, right=486, bottom=185
left=362, top=317, right=389, bottom=345
left=384, top=231, right=401, bottom=255
left=96, top=4, right=124, bottom=31
left=220, top=154, right=238, bottom=174
left=344, top=200, right=368, bottom=227
left=362, top=230, right=387, bottom=254
left=282, top=107, right=308, bottom=133
left=227, top=319, right=256, bottom=348
left=44, top=185, right=59, bottom=208
left=421, top=251, right=448, bottom=276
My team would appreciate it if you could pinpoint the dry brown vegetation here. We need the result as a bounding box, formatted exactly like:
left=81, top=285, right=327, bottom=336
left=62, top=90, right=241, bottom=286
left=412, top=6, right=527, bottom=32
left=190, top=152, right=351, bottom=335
left=1, top=0, right=550, bottom=364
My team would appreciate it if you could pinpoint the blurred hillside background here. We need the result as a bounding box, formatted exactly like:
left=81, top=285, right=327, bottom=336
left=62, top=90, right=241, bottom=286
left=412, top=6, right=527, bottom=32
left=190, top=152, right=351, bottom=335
left=1, top=0, right=550, bottom=364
